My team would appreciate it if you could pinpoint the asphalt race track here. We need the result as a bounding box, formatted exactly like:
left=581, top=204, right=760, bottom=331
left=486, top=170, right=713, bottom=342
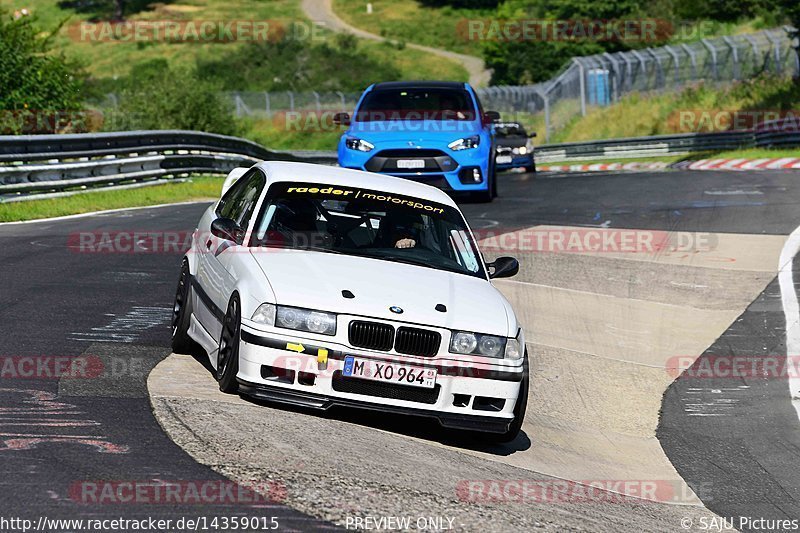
left=2, top=168, right=800, bottom=531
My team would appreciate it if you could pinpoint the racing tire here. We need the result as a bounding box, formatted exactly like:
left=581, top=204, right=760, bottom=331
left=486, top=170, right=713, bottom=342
left=481, top=352, right=529, bottom=443
left=523, top=162, right=536, bottom=174
left=171, top=261, right=196, bottom=354
left=216, top=294, right=241, bottom=394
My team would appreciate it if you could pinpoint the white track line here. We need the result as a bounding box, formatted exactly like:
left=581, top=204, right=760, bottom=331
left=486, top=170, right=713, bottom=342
left=779, top=224, right=800, bottom=418
left=0, top=200, right=213, bottom=226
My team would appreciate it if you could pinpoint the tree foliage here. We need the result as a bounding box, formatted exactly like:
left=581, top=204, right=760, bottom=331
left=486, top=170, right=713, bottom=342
left=109, top=59, right=239, bottom=135
left=0, top=10, right=86, bottom=132
left=0, top=11, right=85, bottom=112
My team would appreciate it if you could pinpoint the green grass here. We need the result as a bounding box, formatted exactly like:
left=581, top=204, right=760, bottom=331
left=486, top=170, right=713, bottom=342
left=0, top=176, right=221, bottom=222
left=333, top=0, right=489, bottom=56
left=541, top=75, right=800, bottom=144
left=244, top=117, right=343, bottom=151
left=4, top=0, right=466, bottom=82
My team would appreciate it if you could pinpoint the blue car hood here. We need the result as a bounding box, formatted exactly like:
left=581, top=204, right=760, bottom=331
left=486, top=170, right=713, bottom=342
left=347, top=120, right=482, bottom=144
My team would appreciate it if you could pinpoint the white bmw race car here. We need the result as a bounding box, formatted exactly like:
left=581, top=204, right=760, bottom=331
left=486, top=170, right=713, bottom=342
left=171, top=161, right=528, bottom=441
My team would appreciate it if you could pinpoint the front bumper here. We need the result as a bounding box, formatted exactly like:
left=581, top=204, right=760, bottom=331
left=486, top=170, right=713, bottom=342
left=496, top=152, right=534, bottom=170
left=237, top=327, right=524, bottom=433
left=338, top=144, right=491, bottom=192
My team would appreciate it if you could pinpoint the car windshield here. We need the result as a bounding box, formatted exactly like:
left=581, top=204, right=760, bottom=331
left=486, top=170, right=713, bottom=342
left=495, top=123, right=526, bottom=137
left=355, top=88, right=476, bottom=121
left=250, top=182, right=486, bottom=278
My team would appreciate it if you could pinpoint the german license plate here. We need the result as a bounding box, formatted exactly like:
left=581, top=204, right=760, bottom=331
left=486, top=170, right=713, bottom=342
left=342, top=356, right=436, bottom=389
left=396, top=159, right=425, bottom=169
left=496, top=155, right=513, bottom=164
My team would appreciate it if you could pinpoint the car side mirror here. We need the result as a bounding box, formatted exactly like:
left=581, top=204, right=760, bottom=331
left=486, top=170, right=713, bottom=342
left=211, top=218, right=243, bottom=243
left=488, top=256, right=519, bottom=279
left=333, top=112, right=351, bottom=126
left=484, top=111, right=501, bottom=123
left=528, top=131, right=537, bottom=138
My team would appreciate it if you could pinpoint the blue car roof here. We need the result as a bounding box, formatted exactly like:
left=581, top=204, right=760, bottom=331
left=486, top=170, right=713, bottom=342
left=370, top=81, right=469, bottom=91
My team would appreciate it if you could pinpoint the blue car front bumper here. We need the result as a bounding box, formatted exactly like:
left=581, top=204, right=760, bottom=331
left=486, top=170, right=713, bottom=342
left=496, top=153, right=534, bottom=171
left=338, top=141, right=491, bottom=193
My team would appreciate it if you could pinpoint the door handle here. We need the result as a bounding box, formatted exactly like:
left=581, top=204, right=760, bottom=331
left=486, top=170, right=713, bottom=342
left=206, top=239, right=213, bottom=250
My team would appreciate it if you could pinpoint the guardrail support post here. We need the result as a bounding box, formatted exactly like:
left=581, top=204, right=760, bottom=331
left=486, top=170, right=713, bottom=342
left=264, top=92, right=271, bottom=118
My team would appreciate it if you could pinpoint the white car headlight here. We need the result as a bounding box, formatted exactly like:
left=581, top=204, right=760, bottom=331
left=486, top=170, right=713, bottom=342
left=512, top=146, right=527, bottom=155
left=449, top=330, right=507, bottom=358
left=275, top=306, right=337, bottom=336
left=345, top=137, right=374, bottom=152
left=448, top=136, right=480, bottom=151
left=252, top=303, right=276, bottom=325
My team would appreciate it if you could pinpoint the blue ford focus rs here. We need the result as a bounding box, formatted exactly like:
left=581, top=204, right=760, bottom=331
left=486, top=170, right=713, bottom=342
left=336, top=81, right=499, bottom=202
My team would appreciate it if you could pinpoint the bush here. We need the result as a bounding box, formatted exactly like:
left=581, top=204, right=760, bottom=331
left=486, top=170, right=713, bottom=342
left=196, top=34, right=401, bottom=93
left=0, top=9, right=86, bottom=133
left=105, top=59, right=240, bottom=136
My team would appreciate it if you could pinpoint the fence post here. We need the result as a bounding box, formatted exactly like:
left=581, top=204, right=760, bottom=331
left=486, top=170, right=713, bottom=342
left=630, top=50, right=648, bottom=90
left=646, top=49, right=664, bottom=88
left=702, top=39, right=719, bottom=80
left=723, top=36, right=740, bottom=79
left=312, top=91, right=321, bottom=113
left=681, top=44, right=698, bottom=80
left=537, top=87, right=551, bottom=142
left=287, top=91, right=295, bottom=112
left=336, top=91, right=346, bottom=112
left=621, top=53, right=634, bottom=91
left=264, top=92, right=271, bottom=118
left=765, top=31, right=783, bottom=74
left=786, top=25, right=800, bottom=77
left=663, top=45, right=681, bottom=86
left=743, top=34, right=760, bottom=77
left=575, top=59, right=587, bottom=116
left=602, top=52, right=620, bottom=102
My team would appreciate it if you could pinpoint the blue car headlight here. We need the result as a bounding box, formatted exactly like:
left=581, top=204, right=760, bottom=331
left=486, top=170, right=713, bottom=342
left=345, top=137, right=374, bottom=152
left=448, top=136, right=480, bottom=151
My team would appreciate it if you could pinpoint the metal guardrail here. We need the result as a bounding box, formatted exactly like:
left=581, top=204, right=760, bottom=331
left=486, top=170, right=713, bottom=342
left=2, top=125, right=799, bottom=202
left=0, top=130, right=337, bottom=202
left=535, top=124, right=800, bottom=162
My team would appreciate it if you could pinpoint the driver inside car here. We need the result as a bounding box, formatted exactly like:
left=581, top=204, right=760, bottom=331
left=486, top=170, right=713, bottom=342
left=377, top=211, right=425, bottom=249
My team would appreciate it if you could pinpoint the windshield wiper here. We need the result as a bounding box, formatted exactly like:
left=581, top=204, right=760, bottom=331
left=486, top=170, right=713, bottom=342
left=377, top=254, right=434, bottom=269
left=257, top=243, right=344, bottom=254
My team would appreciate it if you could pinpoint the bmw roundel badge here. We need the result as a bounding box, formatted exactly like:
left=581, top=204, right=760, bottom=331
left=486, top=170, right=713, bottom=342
left=389, top=306, right=404, bottom=314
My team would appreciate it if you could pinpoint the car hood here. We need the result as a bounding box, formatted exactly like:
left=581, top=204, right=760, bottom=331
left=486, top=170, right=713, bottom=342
left=348, top=121, right=482, bottom=145
left=250, top=250, right=512, bottom=336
